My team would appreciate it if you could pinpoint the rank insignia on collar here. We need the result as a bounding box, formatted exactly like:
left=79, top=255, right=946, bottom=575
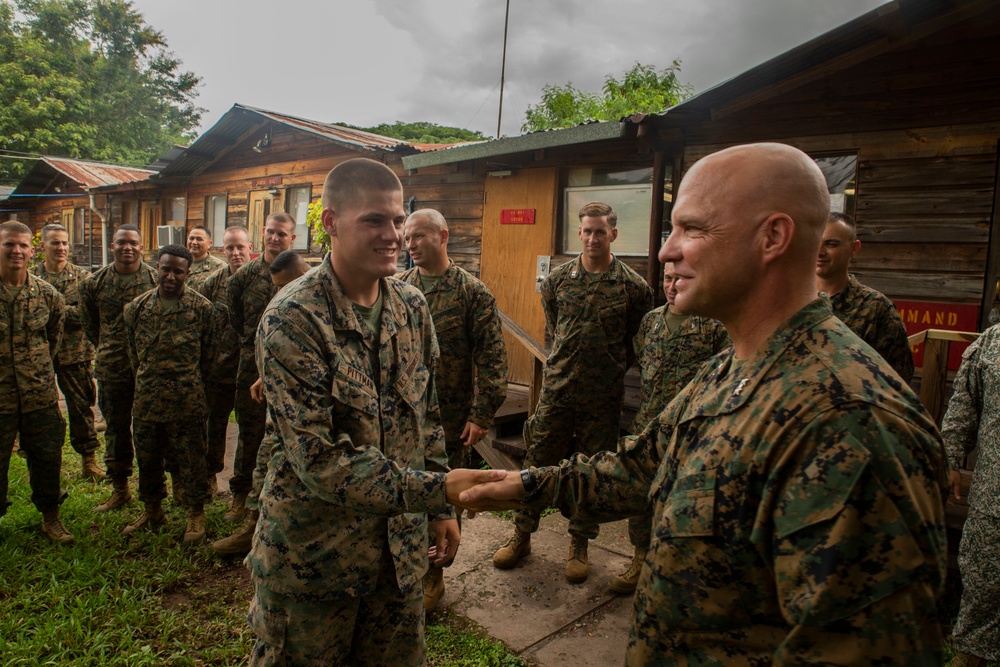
left=733, top=378, right=749, bottom=396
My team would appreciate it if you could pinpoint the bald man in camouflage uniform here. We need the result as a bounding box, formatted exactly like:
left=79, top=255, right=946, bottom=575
left=0, top=221, right=73, bottom=544
left=494, top=201, right=652, bottom=584
left=32, top=223, right=102, bottom=479
left=454, top=144, right=949, bottom=665
left=226, top=212, right=294, bottom=523
left=185, top=225, right=227, bottom=292
left=398, top=208, right=508, bottom=609
left=122, top=244, right=217, bottom=545
left=941, top=323, right=1000, bottom=667
left=608, top=261, right=729, bottom=594
left=246, top=159, right=470, bottom=666
left=80, top=224, right=157, bottom=512
left=816, top=212, right=914, bottom=382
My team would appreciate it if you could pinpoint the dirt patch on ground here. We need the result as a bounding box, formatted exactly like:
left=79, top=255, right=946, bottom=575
left=161, top=561, right=252, bottom=612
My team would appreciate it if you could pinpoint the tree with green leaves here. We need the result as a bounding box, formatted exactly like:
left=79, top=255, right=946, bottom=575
left=340, top=121, right=486, bottom=145
left=0, top=0, right=202, bottom=184
left=521, top=61, right=693, bottom=133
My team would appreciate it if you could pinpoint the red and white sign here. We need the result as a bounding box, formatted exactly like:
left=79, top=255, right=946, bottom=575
left=500, top=209, right=535, bottom=225
left=894, top=300, right=979, bottom=370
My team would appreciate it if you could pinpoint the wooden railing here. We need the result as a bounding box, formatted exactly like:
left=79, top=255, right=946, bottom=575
left=907, top=328, right=981, bottom=423
left=496, top=308, right=550, bottom=414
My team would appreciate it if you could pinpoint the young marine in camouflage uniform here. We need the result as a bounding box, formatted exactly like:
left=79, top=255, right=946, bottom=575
left=79, top=224, right=157, bottom=513
left=453, top=144, right=950, bottom=665
left=185, top=225, right=227, bottom=292
left=816, top=212, right=914, bottom=382
left=225, top=213, right=294, bottom=523
left=941, top=323, right=1000, bottom=667
left=0, top=221, right=73, bottom=544
left=122, top=245, right=218, bottom=545
left=247, top=159, right=477, bottom=666
left=398, top=208, right=508, bottom=609
left=31, top=223, right=102, bottom=479
left=189, top=225, right=252, bottom=497
left=608, top=261, right=729, bottom=594
left=494, top=201, right=652, bottom=583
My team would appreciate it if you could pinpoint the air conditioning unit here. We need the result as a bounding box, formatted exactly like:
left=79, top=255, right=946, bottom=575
left=156, top=225, right=186, bottom=248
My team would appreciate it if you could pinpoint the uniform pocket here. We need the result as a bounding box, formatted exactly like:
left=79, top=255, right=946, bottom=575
left=654, top=470, right=716, bottom=538
left=247, top=592, right=287, bottom=652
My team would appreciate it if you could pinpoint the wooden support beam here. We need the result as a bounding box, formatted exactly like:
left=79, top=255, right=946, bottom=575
left=646, top=149, right=667, bottom=291
left=919, top=337, right=949, bottom=424
left=980, top=139, right=1000, bottom=329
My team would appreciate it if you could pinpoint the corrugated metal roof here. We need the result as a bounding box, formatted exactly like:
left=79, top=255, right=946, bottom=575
left=7, top=157, right=155, bottom=196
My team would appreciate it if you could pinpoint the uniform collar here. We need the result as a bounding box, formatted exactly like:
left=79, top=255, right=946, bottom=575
left=321, top=255, right=406, bottom=343
left=568, top=255, right=619, bottom=281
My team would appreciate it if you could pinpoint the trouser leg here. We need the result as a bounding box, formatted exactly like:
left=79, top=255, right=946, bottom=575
left=205, top=381, right=236, bottom=475
left=17, top=405, right=67, bottom=511
left=132, top=419, right=167, bottom=505
left=231, top=386, right=267, bottom=496
left=170, top=418, right=210, bottom=509
left=98, top=379, right=135, bottom=481
left=514, top=398, right=575, bottom=536
left=0, top=413, right=17, bottom=518
left=55, top=361, right=99, bottom=456
left=951, top=511, right=1000, bottom=661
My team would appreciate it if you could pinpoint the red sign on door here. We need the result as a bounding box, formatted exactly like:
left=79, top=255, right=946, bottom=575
left=500, top=209, right=535, bottom=225
left=894, top=300, right=979, bottom=370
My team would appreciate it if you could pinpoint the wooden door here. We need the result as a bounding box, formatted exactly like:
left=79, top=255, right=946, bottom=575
left=480, top=168, right=558, bottom=384
left=140, top=201, right=161, bottom=250
left=248, top=190, right=274, bottom=253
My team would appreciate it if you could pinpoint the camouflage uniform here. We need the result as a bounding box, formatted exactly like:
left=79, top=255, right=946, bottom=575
left=517, top=256, right=651, bottom=540
left=827, top=274, right=914, bottom=383
left=0, top=275, right=66, bottom=516
left=123, top=287, right=216, bottom=509
left=31, top=262, right=99, bottom=456
left=190, top=266, right=239, bottom=477
left=186, top=253, right=227, bottom=293
left=626, top=307, right=729, bottom=550
left=941, top=323, right=1000, bottom=661
left=396, top=260, right=508, bottom=468
left=79, top=263, right=157, bottom=481
left=522, top=300, right=949, bottom=665
left=246, top=256, right=451, bottom=666
left=228, top=256, right=275, bottom=497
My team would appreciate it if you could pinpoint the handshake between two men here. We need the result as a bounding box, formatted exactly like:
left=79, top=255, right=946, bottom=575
left=445, top=468, right=523, bottom=515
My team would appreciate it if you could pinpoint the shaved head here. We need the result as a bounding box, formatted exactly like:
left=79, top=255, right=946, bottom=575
left=406, top=208, right=448, bottom=233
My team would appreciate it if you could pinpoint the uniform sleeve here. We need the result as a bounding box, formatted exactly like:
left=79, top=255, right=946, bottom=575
left=122, top=302, right=139, bottom=375
left=227, top=270, right=245, bottom=336
left=61, top=272, right=85, bottom=329
left=46, top=290, right=66, bottom=361
left=627, top=278, right=654, bottom=342
left=467, top=288, right=508, bottom=429
left=940, top=334, right=985, bottom=470
left=257, top=303, right=449, bottom=516
left=199, top=302, right=220, bottom=384
left=78, top=276, right=100, bottom=347
left=420, top=315, right=455, bottom=522
left=875, top=303, right=914, bottom=383
left=540, top=274, right=558, bottom=343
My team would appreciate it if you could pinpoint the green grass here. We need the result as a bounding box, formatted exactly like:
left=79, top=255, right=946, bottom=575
left=1, top=428, right=523, bottom=666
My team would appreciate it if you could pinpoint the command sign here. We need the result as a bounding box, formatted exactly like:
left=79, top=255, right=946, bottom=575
left=500, top=209, right=535, bottom=225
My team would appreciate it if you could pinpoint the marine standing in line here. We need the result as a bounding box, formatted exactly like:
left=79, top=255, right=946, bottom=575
left=31, top=223, right=103, bottom=480
left=941, top=322, right=1000, bottom=667
left=225, top=212, right=295, bottom=524
left=397, top=208, right=508, bottom=609
left=121, top=244, right=218, bottom=545
left=494, top=201, right=652, bottom=584
left=453, top=143, right=950, bottom=665
left=608, top=260, right=729, bottom=595
left=185, top=224, right=227, bottom=291
left=189, top=225, right=252, bottom=497
left=816, top=211, right=914, bottom=382
left=79, top=224, right=157, bottom=513
left=0, top=220, right=72, bottom=544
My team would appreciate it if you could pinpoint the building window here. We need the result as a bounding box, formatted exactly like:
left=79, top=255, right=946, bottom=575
left=167, top=196, right=186, bottom=225
left=121, top=199, right=139, bottom=226
left=206, top=195, right=227, bottom=246
left=61, top=209, right=74, bottom=243
left=73, top=208, right=85, bottom=246
left=561, top=167, right=665, bottom=256
left=813, top=154, right=858, bottom=217
left=285, top=185, right=311, bottom=250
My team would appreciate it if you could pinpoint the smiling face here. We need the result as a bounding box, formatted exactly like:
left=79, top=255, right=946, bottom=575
left=263, top=217, right=295, bottom=260
left=816, top=219, right=860, bottom=284
left=0, top=230, right=33, bottom=275
left=323, top=188, right=406, bottom=287
left=42, top=229, right=70, bottom=265
left=577, top=215, right=617, bottom=263
left=111, top=229, right=143, bottom=268
left=157, top=252, right=190, bottom=299
left=186, top=228, right=211, bottom=261
left=662, top=261, right=679, bottom=308
left=403, top=214, right=447, bottom=272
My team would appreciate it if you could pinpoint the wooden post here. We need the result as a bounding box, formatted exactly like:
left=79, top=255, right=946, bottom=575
left=646, top=149, right=666, bottom=292
left=920, top=337, right=949, bottom=423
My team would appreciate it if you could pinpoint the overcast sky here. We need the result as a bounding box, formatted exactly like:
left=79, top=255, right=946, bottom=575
left=129, top=0, right=887, bottom=139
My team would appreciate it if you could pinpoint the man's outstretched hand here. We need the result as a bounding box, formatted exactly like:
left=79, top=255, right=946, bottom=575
left=445, top=468, right=526, bottom=515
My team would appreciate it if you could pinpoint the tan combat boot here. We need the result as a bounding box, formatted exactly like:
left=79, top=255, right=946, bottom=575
left=493, top=527, right=531, bottom=569
left=122, top=501, right=166, bottom=535
left=80, top=452, right=105, bottom=480
left=423, top=566, right=445, bottom=610
left=182, top=506, right=207, bottom=546
left=95, top=479, right=132, bottom=512
left=223, top=492, right=248, bottom=522
left=608, top=548, right=644, bottom=594
left=40, top=508, right=75, bottom=545
left=565, top=534, right=590, bottom=583
left=948, top=653, right=989, bottom=667
left=212, top=510, right=258, bottom=556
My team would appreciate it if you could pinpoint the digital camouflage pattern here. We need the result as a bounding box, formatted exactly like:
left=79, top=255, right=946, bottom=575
left=79, top=263, right=157, bottom=384
left=228, top=256, right=275, bottom=388
left=630, top=307, right=729, bottom=434
left=122, top=287, right=217, bottom=421
left=230, top=386, right=267, bottom=496
left=0, top=273, right=65, bottom=414
left=940, top=323, right=1000, bottom=659
left=515, top=256, right=651, bottom=538
left=133, top=418, right=209, bottom=508
left=827, top=274, right=914, bottom=383
left=31, top=262, right=93, bottom=366
left=98, top=379, right=134, bottom=480
left=187, top=253, right=227, bottom=291
left=0, top=405, right=65, bottom=516
left=626, top=307, right=729, bottom=550
left=396, top=261, right=508, bottom=468
left=247, top=255, right=452, bottom=601
left=523, top=299, right=949, bottom=665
